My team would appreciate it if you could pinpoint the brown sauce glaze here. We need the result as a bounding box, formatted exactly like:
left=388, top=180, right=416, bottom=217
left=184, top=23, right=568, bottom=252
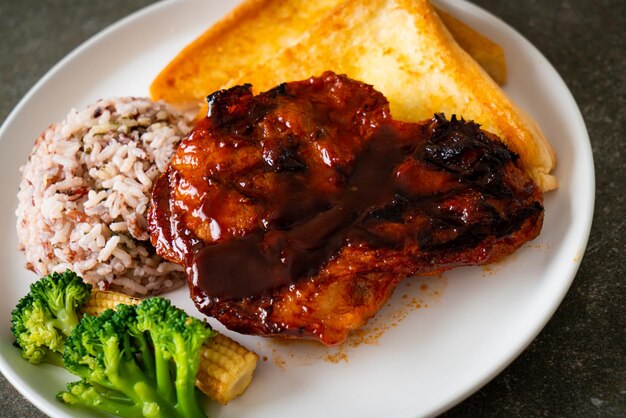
left=192, top=124, right=419, bottom=299
left=187, top=109, right=537, bottom=299
left=148, top=72, right=544, bottom=344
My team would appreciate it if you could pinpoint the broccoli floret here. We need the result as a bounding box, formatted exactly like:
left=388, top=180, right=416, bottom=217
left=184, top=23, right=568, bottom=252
left=11, top=270, right=92, bottom=364
left=136, top=298, right=215, bottom=418
left=62, top=308, right=179, bottom=418
left=59, top=298, right=214, bottom=418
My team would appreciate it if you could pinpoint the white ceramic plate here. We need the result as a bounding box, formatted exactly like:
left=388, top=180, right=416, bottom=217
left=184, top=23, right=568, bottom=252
left=0, top=0, right=594, bottom=417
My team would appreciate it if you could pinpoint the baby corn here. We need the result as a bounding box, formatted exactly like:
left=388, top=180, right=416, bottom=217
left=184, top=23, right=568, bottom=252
left=81, top=290, right=141, bottom=315
left=196, top=333, right=258, bottom=405
left=81, top=289, right=258, bottom=404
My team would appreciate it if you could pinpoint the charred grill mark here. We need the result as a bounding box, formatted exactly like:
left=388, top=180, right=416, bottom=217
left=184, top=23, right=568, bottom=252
left=265, top=82, right=290, bottom=98
left=262, top=140, right=308, bottom=172
left=357, top=116, right=540, bottom=255
left=422, top=114, right=517, bottom=197
left=492, top=201, right=544, bottom=238
left=366, top=193, right=411, bottom=222
left=206, top=84, right=253, bottom=120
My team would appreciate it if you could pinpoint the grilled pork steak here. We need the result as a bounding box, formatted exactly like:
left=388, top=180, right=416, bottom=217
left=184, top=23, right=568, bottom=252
left=149, top=72, right=543, bottom=345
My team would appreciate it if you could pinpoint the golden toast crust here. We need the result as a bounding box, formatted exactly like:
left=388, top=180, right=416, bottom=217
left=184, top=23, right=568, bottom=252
left=150, top=0, right=508, bottom=106
left=223, top=0, right=556, bottom=190
left=435, top=7, right=506, bottom=85
left=149, top=0, right=341, bottom=105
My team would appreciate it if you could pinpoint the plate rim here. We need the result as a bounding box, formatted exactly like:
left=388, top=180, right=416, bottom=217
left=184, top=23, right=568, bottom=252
left=427, top=1, right=595, bottom=416
left=0, top=1, right=183, bottom=417
left=0, top=1, right=595, bottom=417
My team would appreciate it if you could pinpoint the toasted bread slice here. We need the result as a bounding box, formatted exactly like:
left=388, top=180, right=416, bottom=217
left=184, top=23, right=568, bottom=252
left=150, top=0, right=341, bottom=106
left=225, top=0, right=556, bottom=190
left=150, top=0, right=507, bottom=106
left=435, top=7, right=506, bottom=85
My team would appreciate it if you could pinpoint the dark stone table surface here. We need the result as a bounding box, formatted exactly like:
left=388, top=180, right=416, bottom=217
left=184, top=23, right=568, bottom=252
left=0, top=0, right=623, bottom=417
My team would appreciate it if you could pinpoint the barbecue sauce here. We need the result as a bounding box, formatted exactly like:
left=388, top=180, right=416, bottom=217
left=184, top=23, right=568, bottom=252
left=149, top=72, right=540, bottom=302
left=191, top=125, right=419, bottom=299
left=147, top=72, right=544, bottom=344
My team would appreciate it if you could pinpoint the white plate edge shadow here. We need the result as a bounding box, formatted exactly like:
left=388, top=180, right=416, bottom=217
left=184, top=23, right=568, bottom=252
left=0, top=2, right=189, bottom=418
left=424, top=0, right=595, bottom=416
left=0, top=1, right=595, bottom=417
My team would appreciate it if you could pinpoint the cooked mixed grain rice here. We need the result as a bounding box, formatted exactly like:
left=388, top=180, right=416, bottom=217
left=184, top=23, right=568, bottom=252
left=16, top=97, right=193, bottom=295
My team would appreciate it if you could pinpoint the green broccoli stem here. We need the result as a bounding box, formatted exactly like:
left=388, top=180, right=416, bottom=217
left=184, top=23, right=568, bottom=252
left=175, top=371, right=206, bottom=418
left=154, top=344, right=175, bottom=404
left=90, top=382, right=134, bottom=404
left=172, top=336, right=207, bottom=418
left=41, top=349, right=64, bottom=368
left=59, top=296, right=81, bottom=336
left=134, top=332, right=156, bottom=381
left=51, top=315, right=78, bottom=338
left=104, top=348, right=179, bottom=418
